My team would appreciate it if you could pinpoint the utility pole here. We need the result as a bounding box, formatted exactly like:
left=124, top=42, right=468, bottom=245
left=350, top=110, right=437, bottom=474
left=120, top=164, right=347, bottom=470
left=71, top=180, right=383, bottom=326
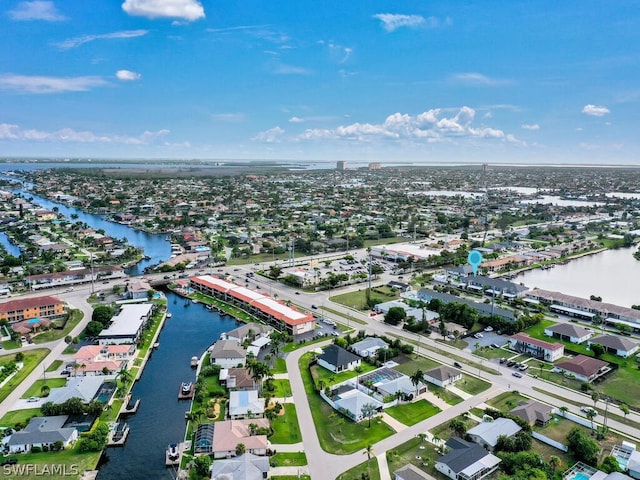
left=90, top=253, right=95, bottom=295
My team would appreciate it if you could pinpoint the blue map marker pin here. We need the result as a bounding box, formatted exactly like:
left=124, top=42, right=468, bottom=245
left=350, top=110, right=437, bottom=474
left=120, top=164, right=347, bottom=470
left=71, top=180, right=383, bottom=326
left=468, top=250, right=483, bottom=275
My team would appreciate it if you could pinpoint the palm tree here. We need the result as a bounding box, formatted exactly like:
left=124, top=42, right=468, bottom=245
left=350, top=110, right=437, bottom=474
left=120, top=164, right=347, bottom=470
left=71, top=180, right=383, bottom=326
left=354, top=366, right=364, bottom=386
left=417, top=433, right=427, bottom=445
left=449, top=418, right=467, bottom=438
left=559, top=406, right=569, bottom=418
left=549, top=455, right=562, bottom=476
left=586, top=409, right=597, bottom=430
left=363, top=444, right=374, bottom=478
left=117, top=366, right=133, bottom=389
left=591, top=390, right=600, bottom=408
left=474, top=341, right=481, bottom=352
left=410, top=369, right=424, bottom=398
left=620, top=403, right=630, bottom=420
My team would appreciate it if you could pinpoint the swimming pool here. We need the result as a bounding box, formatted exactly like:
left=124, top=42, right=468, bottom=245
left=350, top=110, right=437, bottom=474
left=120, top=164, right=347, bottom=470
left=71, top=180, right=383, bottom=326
left=571, top=473, right=590, bottom=480
left=27, top=317, right=40, bottom=324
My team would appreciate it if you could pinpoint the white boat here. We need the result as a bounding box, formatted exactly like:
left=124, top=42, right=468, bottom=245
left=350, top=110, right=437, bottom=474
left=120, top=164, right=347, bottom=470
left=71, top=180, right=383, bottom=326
left=190, top=356, right=199, bottom=368
left=167, top=444, right=179, bottom=460
left=166, top=312, right=172, bottom=318
left=181, top=382, right=192, bottom=395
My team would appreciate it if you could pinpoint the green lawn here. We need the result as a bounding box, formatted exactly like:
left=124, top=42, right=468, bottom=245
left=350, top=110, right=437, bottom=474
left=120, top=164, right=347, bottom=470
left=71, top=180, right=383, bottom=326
left=455, top=375, right=491, bottom=395
left=330, top=286, right=400, bottom=311
left=319, top=306, right=367, bottom=325
left=429, top=417, right=480, bottom=443
left=0, top=408, right=41, bottom=428
left=474, top=346, right=511, bottom=360
left=0, top=348, right=50, bottom=403
left=272, top=357, right=287, bottom=374
left=270, top=403, right=302, bottom=444
left=300, top=353, right=395, bottom=454
left=282, top=336, right=330, bottom=353
left=310, top=361, right=377, bottom=387
left=270, top=379, right=292, bottom=397
left=486, top=391, right=527, bottom=412
left=392, top=356, right=440, bottom=375
left=269, top=452, right=307, bottom=467
left=46, top=359, right=63, bottom=372
left=100, top=399, right=123, bottom=422
left=4, top=446, right=101, bottom=480
left=385, top=436, right=442, bottom=480
left=523, top=318, right=556, bottom=338
left=21, top=377, right=67, bottom=398
left=337, top=458, right=381, bottom=480
left=385, top=400, right=441, bottom=426
left=33, top=309, right=83, bottom=344
left=428, top=385, right=464, bottom=405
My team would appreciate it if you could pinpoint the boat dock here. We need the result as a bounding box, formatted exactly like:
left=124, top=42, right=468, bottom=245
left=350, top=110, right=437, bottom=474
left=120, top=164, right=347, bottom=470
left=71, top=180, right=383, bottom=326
left=107, top=421, right=130, bottom=446
left=120, top=395, right=140, bottom=415
left=178, top=383, right=195, bottom=399
left=165, top=441, right=190, bottom=467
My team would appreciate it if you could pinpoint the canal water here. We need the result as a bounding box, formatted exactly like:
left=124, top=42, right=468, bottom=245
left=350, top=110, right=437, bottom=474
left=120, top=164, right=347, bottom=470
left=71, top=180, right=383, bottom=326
left=515, top=247, right=640, bottom=307
left=0, top=231, right=21, bottom=257
left=97, top=290, right=241, bottom=480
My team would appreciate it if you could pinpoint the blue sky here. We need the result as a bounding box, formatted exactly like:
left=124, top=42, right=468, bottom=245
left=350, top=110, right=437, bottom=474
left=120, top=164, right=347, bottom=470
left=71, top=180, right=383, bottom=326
left=0, top=0, right=638, bottom=164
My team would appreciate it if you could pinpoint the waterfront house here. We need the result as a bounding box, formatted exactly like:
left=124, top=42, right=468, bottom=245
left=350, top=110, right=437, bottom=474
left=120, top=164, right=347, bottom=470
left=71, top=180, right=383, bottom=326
left=220, top=367, right=257, bottom=390
left=212, top=419, right=269, bottom=458
left=193, top=423, right=215, bottom=454
left=466, top=417, right=522, bottom=451
left=47, top=376, right=116, bottom=405
left=223, top=323, right=273, bottom=344
left=588, top=334, right=639, bottom=358
left=72, top=344, right=135, bottom=376
left=209, top=340, right=247, bottom=368
left=210, top=453, right=270, bottom=479
left=553, top=355, right=609, bottom=383
left=423, top=365, right=462, bottom=388
left=126, top=279, right=152, bottom=300
left=228, top=390, right=264, bottom=419
left=7, top=416, right=78, bottom=454
left=544, top=323, right=592, bottom=344
left=317, top=345, right=361, bottom=373
left=508, top=333, right=564, bottom=361
left=435, top=437, right=501, bottom=480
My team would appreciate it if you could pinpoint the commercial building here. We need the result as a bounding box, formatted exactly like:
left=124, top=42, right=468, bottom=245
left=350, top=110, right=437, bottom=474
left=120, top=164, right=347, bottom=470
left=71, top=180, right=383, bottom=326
left=508, top=333, right=564, bottom=361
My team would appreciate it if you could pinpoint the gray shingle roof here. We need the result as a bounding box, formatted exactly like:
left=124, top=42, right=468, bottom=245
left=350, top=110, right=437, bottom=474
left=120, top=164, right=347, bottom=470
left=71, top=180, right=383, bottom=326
left=547, top=323, right=591, bottom=338
left=439, top=438, right=494, bottom=473
left=8, top=416, right=75, bottom=447
left=319, top=345, right=360, bottom=368
left=590, top=334, right=638, bottom=352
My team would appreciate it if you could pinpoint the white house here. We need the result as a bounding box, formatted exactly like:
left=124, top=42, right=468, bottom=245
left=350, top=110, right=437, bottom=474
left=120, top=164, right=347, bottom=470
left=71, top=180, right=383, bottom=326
left=228, top=390, right=264, bottom=420
left=467, top=417, right=521, bottom=451
left=351, top=337, right=389, bottom=358
left=423, top=365, right=462, bottom=388
left=317, top=345, right=361, bottom=373
left=7, top=416, right=78, bottom=453
left=209, top=340, right=247, bottom=368
left=97, top=304, right=153, bottom=345
left=588, top=335, right=639, bottom=358
left=544, top=323, right=592, bottom=344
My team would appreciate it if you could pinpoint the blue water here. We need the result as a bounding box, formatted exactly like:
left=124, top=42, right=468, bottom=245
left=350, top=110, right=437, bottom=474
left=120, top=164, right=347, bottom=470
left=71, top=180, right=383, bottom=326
left=572, top=473, right=590, bottom=480
left=97, top=291, right=241, bottom=480
left=27, top=318, right=40, bottom=324
left=0, top=232, right=21, bottom=257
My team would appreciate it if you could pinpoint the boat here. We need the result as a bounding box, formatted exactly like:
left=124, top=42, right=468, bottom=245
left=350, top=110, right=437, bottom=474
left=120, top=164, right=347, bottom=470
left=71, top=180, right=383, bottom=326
left=167, top=444, right=179, bottom=461
left=181, top=382, right=192, bottom=395
left=205, top=304, right=213, bottom=311
left=166, top=312, right=173, bottom=318
left=192, top=299, right=199, bottom=304
left=153, top=343, right=160, bottom=349
left=190, top=356, right=199, bottom=368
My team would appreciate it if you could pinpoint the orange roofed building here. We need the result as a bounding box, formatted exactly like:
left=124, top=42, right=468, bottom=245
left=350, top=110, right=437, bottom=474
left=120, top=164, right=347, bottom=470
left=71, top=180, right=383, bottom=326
left=0, top=295, right=65, bottom=324
left=190, top=276, right=315, bottom=335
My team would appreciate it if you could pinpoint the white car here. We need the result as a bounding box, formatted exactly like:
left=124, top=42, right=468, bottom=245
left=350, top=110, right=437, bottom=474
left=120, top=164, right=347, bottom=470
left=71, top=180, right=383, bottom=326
left=473, top=333, right=483, bottom=339
left=484, top=326, right=494, bottom=332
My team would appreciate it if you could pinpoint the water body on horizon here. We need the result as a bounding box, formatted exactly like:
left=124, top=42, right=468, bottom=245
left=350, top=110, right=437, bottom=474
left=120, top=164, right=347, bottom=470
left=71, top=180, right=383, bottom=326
left=0, top=231, right=20, bottom=257
left=515, top=247, right=640, bottom=308
left=97, top=291, right=241, bottom=480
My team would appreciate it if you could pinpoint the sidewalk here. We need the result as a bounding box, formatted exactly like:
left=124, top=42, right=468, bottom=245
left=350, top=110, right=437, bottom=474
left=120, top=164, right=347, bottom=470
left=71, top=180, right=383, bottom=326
left=377, top=452, right=392, bottom=480
left=270, top=466, right=310, bottom=476
left=447, top=385, right=473, bottom=400
left=381, top=413, right=407, bottom=433
left=270, top=442, right=305, bottom=453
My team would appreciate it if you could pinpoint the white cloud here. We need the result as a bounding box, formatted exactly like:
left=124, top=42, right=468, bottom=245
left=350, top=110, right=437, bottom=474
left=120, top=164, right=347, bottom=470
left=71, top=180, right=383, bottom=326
left=521, top=124, right=540, bottom=130
left=582, top=104, right=610, bottom=117
left=116, top=70, right=141, bottom=81
left=211, top=113, right=245, bottom=122
left=288, top=117, right=304, bottom=123
left=272, top=63, right=312, bottom=75
left=121, top=0, right=205, bottom=21
left=294, top=106, right=519, bottom=144
left=452, top=72, right=511, bottom=86
left=0, top=74, right=107, bottom=94
left=8, top=1, right=66, bottom=21
left=55, top=29, right=148, bottom=50
left=373, top=13, right=427, bottom=32
left=0, top=123, right=170, bottom=144
left=252, top=126, right=285, bottom=143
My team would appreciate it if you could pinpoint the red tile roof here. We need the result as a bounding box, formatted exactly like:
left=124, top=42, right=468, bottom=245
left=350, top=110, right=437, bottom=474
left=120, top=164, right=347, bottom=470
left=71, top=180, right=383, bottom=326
left=0, top=295, right=63, bottom=313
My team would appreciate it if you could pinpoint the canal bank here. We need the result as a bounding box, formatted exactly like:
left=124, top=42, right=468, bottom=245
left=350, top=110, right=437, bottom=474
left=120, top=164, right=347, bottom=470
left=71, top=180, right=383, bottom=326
left=97, top=290, right=241, bottom=480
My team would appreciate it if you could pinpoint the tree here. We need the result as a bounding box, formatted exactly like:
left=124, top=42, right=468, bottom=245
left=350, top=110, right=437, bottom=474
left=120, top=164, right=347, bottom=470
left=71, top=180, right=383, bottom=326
left=235, top=443, right=246, bottom=456
left=384, top=306, right=406, bottom=326
left=193, top=455, right=212, bottom=476
left=559, top=406, right=569, bottom=418
left=449, top=418, right=467, bottom=437
left=92, top=305, right=115, bottom=326
left=567, top=427, right=600, bottom=465
left=591, top=391, right=600, bottom=408
left=410, top=369, right=424, bottom=398
left=620, top=403, right=630, bottom=420
left=363, top=444, right=375, bottom=478
left=361, top=403, right=378, bottom=427
left=549, top=455, right=562, bottom=476
left=590, top=343, right=605, bottom=358
left=85, top=321, right=104, bottom=337
left=600, top=455, right=622, bottom=474
left=586, top=409, right=597, bottom=430
left=117, top=366, right=133, bottom=390
left=40, top=384, right=50, bottom=397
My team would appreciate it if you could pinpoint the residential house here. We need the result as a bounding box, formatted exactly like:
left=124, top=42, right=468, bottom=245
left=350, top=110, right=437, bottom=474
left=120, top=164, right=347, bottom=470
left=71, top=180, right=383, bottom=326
left=193, top=423, right=215, bottom=455
left=417, top=289, right=516, bottom=322
left=544, top=323, right=592, bottom=344
left=7, top=416, right=78, bottom=454
left=210, top=453, right=270, bottom=479
left=466, top=417, right=522, bottom=451
left=46, top=377, right=115, bottom=405
left=508, top=333, right=564, bottom=361
left=223, top=323, right=273, bottom=344
left=553, top=355, right=609, bottom=383
left=317, top=345, right=361, bottom=373
left=423, top=366, right=462, bottom=388
left=0, top=295, right=65, bottom=323
left=212, top=419, right=269, bottom=458
left=126, top=279, right=152, bottom=300
left=209, top=340, right=247, bottom=368
left=72, top=344, right=135, bottom=376
left=228, top=390, right=264, bottom=420
left=394, top=464, right=430, bottom=480
left=463, top=276, right=528, bottom=299
left=435, top=437, right=501, bottom=480
left=588, top=335, right=639, bottom=358
left=220, top=368, right=256, bottom=390
left=351, top=337, right=389, bottom=358
left=332, top=388, right=384, bottom=422
left=510, top=400, right=553, bottom=427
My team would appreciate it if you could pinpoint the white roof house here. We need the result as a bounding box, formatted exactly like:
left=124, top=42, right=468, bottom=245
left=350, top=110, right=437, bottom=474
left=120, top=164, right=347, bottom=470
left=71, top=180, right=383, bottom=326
left=467, top=417, right=522, bottom=451
left=228, top=390, right=265, bottom=419
left=351, top=337, right=389, bottom=358
left=98, top=303, right=153, bottom=345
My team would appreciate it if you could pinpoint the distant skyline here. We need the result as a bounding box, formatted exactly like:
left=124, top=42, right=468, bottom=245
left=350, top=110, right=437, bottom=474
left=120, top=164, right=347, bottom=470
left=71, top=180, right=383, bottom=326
left=1, top=1, right=639, bottom=164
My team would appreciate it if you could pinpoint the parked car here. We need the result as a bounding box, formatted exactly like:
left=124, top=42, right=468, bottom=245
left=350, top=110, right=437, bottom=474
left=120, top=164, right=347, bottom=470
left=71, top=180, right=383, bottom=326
left=581, top=406, right=597, bottom=415
left=453, top=362, right=462, bottom=368
left=512, top=372, right=523, bottom=378
left=484, top=326, right=494, bottom=332
left=311, top=305, right=318, bottom=309
left=499, top=357, right=507, bottom=364
left=507, top=361, right=516, bottom=367
left=473, top=333, right=483, bottom=339
left=60, top=370, right=70, bottom=376
left=27, top=397, right=39, bottom=403
left=519, top=364, right=529, bottom=371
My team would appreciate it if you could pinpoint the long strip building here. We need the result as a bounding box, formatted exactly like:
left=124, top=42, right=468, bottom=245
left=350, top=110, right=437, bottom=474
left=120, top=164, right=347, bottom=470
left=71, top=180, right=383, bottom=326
left=190, top=276, right=315, bottom=335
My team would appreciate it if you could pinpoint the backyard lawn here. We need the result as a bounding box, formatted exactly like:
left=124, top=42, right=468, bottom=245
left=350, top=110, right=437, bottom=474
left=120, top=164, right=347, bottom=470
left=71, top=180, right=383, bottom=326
left=300, top=353, right=395, bottom=454
left=0, top=408, right=41, bottom=428
left=269, top=452, right=307, bottom=467
left=5, top=445, right=101, bottom=480
left=270, top=379, right=292, bottom=398
left=455, top=375, right=491, bottom=395
left=330, top=286, right=400, bottom=311
left=270, top=404, right=302, bottom=444
left=385, top=436, right=443, bottom=480
left=385, top=400, right=441, bottom=426
left=393, top=356, right=440, bottom=376
left=310, top=361, right=377, bottom=387
left=486, top=391, right=527, bottom=411
left=33, top=309, right=83, bottom=344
